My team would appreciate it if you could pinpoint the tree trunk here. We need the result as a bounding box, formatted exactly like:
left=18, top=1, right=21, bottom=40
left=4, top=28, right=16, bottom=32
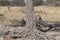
left=24, top=0, right=36, bottom=34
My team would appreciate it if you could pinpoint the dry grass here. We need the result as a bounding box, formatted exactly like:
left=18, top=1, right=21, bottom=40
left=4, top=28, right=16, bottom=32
left=35, top=6, right=60, bottom=22
left=0, top=6, right=60, bottom=40
left=0, top=6, right=60, bottom=23
left=0, top=6, right=60, bottom=30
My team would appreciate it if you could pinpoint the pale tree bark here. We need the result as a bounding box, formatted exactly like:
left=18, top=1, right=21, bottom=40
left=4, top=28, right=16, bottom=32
left=24, top=0, right=36, bottom=37
left=25, top=0, right=35, bottom=26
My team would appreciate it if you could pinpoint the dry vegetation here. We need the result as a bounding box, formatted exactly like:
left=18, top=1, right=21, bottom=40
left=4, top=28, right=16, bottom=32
left=0, top=6, right=60, bottom=40
left=35, top=6, right=60, bottom=22
left=0, top=6, right=60, bottom=23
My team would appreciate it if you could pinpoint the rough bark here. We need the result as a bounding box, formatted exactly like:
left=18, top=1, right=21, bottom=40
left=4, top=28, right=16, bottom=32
left=24, top=0, right=36, bottom=37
